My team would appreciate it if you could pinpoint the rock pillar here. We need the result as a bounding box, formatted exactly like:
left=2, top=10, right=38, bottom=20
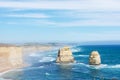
left=56, top=46, right=74, bottom=63
left=89, top=51, right=101, bottom=65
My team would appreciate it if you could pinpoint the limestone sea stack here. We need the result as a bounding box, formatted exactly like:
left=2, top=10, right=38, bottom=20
left=89, top=51, right=101, bottom=65
left=56, top=46, right=74, bottom=63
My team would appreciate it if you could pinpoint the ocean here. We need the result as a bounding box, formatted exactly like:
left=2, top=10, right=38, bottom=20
left=0, top=45, right=120, bottom=80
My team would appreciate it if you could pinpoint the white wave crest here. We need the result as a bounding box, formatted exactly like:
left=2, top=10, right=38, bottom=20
left=29, top=53, right=39, bottom=57
left=89, top=64, right=108, bottom=69
left=72, top=48, right=81, bottom=52
left=76, top=62, right=90, bottom=67
left=78, top=55, right=89, bottom=57
left=39, top=66, right=44, bottom=68
left=76, top=62, right=120, bottom=69
left=104, top=64, right=120, bottom=69
left=91, top=64, right=120, bottom=69
left=48, top=55, right=52, bottom=57
left=18, top=66, right=45, bottom=71
left=45, top=72, right=50, bottom=75
left=39, top=57, right=55, bottom=62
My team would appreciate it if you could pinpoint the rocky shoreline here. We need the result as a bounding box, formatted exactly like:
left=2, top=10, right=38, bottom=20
left=0, top=43, right=57, bottom=74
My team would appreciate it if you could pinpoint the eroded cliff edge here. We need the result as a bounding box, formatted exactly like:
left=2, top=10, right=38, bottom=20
left=0, top=43, right=57, bottom=72
left=0, top=45, right=23, bottom=72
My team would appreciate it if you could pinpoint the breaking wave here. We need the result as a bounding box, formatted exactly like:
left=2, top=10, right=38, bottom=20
left=78, top=55, right=89, bottom=57
left=89, top=64, right=120, bottom=69
left=72, top=48, right=82, bottom=52
left=15, top=66, right=45, bottom=71
left=29, top=53, right=39, bottom=57
left=104, top=64, right=120, bottom=69
left=39, top=57, right=55, bottom=62
left=45, top=72, right=50, bottom=75
left=77, top=62, right=120, bottom=69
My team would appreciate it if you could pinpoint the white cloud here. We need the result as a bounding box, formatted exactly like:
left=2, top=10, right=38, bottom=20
left=62, top=11, right=120, bottom=21
left=7, top=13, right=50, bottom=18
left=0, top=0, right=120, bottom=11
left=3, top=19, right=120, bottom=27
left=6, top=22, right=17, bottom=24
left=35, top=20, right=56, bottom=25
left=51, top=11, right=120, bottom=27
left=62, top=31, right=120, bottom=42
left=0, top=0, right=120, bottom=27
left=49, top=20, right=120, bottom=27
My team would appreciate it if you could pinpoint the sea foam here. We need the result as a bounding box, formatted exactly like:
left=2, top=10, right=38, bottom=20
left=104, top=64, right=120, bottom=69
left=39, top=57, right=55, bottom=62
left=72, top=48, right=82, bottom=52
left=29, top=53, right=39, bottom=57
left=78, top=55, right=89, bottom=57
left=92, top=64, right=120, bottom=69
left=76, top=62, right=120, bottom=69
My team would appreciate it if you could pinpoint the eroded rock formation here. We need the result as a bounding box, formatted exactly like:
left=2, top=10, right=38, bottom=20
left=56, top=46, right=74, bottom=63
left=0, top=46, right=23, bottom=72
left=89, top=51, right=101, bottom=65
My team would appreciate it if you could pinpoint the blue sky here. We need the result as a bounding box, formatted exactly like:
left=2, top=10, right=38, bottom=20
left=0, top=0, right=120, bottom=43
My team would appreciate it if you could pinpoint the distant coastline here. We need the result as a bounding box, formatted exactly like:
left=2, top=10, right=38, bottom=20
left=0, top=42, right=120, bottom=75
left=79, top=41, right=120, bottom=45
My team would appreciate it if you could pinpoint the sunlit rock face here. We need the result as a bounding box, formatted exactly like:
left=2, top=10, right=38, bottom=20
left=0, top=46, right=23, bottom=68
left=56, top=46, right=74, bottom=63
left=89, top=51, right=101, bottom=65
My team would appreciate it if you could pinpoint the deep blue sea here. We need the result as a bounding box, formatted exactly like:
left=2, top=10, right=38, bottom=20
left=0, top=45, right=120, bottom=80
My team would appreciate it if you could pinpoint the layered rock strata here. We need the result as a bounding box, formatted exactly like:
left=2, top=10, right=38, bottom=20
left=0, top=46, right=23, bottom=72
left=89, top=51, right=101, bottom=65
left=56, top=46, right=74, bottom=63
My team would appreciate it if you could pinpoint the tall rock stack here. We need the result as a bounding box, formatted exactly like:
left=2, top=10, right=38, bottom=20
left=89, top=51, right=101, bottom=65
left=56, top=46, right=74, bottom=63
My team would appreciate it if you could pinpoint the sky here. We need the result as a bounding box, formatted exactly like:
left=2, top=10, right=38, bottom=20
left=0, top=0, right=120, bottom=43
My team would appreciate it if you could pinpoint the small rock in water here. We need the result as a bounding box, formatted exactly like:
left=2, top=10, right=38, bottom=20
left=89, top=51, right=101, bottom=65
left=56, top=46, right=74, bottom=63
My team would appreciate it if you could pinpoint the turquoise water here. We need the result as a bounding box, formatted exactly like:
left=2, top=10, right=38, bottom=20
left=1, top=45, right=120, bottom=80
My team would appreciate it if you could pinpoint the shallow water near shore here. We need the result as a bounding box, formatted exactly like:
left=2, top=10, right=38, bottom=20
left=0, top=45, right=120, bottom=80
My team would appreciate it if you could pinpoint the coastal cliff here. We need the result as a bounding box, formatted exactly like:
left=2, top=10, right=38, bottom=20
left=0, top=46, right=23, bottom=72
left=0, top=43, right=56, bottom=72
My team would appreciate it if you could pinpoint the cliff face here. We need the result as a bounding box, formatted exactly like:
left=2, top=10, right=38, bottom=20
left=56, top=46, right=74, bottom=63
left=0, top=44, right=54, bottom=72
left=0, top=46, right=23, bottom=72
left=89, top=51, right=101, bottom=65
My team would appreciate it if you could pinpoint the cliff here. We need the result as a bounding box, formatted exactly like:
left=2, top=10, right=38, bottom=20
left=0, top=46, right=23, bottom=72
left=56, top=46, right=74, bottom=63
